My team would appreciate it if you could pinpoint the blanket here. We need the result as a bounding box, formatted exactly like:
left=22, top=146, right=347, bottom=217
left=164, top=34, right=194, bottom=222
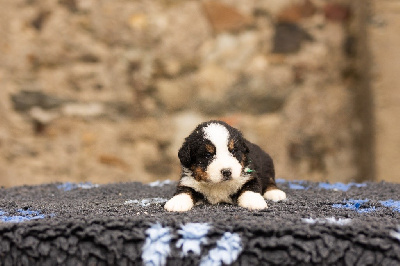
left=0, top=179, right=399, bottom=265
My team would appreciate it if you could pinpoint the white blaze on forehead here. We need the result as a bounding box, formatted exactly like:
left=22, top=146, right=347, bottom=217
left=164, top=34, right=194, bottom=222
left=203, top=123, right=229, bottom=151
left=203, top=123, right=242, bottom=182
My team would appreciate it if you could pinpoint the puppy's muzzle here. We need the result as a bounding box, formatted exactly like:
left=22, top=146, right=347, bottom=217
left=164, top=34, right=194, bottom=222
left=221, top=168, right=232, bottom=181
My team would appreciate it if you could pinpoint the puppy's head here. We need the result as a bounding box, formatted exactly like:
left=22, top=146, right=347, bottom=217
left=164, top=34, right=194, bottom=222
left=178, top=121, right=249, bottom=183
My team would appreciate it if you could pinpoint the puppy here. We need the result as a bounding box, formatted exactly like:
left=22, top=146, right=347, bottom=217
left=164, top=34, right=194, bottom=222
left=164, top=120, right=286, bottom=212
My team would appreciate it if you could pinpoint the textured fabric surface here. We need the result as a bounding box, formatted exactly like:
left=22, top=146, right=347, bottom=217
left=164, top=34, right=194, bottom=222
left=0, top=180, right=400, bottom=265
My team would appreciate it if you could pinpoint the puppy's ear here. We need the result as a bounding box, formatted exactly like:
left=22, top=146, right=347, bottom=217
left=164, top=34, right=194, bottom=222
left=178, top=140, right=192, bottom=167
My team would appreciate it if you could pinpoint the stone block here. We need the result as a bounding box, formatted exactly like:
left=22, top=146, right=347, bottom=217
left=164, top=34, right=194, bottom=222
left=202, top=1, right=253, bottom=33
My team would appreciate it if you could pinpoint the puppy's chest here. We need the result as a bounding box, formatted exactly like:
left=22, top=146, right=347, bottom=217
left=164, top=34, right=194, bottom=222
left=180, top=175, right=250, bottom=204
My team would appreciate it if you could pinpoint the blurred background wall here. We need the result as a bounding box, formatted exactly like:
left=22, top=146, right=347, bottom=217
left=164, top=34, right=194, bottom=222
left=0, top=0, right=398, bottom=187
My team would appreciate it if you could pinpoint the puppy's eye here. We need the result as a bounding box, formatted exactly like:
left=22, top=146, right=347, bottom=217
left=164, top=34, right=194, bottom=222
left=230, top=148, right=238, bottom=154
left=205, top=152, right=214, bottom=159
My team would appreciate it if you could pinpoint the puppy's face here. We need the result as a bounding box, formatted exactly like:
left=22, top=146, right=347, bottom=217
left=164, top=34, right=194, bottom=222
left=178, top=121, right=249, bottom=183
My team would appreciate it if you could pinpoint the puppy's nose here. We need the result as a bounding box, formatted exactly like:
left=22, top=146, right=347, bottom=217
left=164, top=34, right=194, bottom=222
left=221, top=168, right=232, bottom=180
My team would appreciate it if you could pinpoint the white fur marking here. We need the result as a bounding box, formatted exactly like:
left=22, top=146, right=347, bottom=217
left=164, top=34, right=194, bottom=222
left=164, top=193, right=194, bottom=212
left=238, top=191, right=268, bottom=210
left=203, top=123, right=242, bottom=183
left=263, top=189, right=287, bottom=202
left=180, top=169, right=251, bottom=204
left=203, top=123, right=229, bottom=150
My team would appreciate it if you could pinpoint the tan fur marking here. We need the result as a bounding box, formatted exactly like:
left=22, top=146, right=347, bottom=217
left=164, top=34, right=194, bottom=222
left=266, top=183, right=278, bottom=191
left=191, top=166, right=208, bottom=182
left=228, top=139, right=235, bottom=151
left=241, top=154, right=246, bottom=167
left=205, top=144, right=215, bottom=154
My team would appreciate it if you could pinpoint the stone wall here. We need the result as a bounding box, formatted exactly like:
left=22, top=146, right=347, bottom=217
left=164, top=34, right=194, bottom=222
left=0, top=0, right=377, bottom=187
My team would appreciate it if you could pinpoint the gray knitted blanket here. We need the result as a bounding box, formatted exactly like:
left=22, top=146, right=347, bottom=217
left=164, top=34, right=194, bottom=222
left=0, top=179, right=399, bottom=265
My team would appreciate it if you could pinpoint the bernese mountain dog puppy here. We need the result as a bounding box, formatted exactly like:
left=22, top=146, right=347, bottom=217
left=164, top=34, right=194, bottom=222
left=164, top=120, right=286, bottom=212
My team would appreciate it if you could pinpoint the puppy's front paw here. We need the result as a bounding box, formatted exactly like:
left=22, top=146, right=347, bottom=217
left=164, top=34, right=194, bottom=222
left=238, top=191, right=268, bottom=210
left=263, top=189, right=286, bottom=202
left=164, top=193, right=194, bottom=212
